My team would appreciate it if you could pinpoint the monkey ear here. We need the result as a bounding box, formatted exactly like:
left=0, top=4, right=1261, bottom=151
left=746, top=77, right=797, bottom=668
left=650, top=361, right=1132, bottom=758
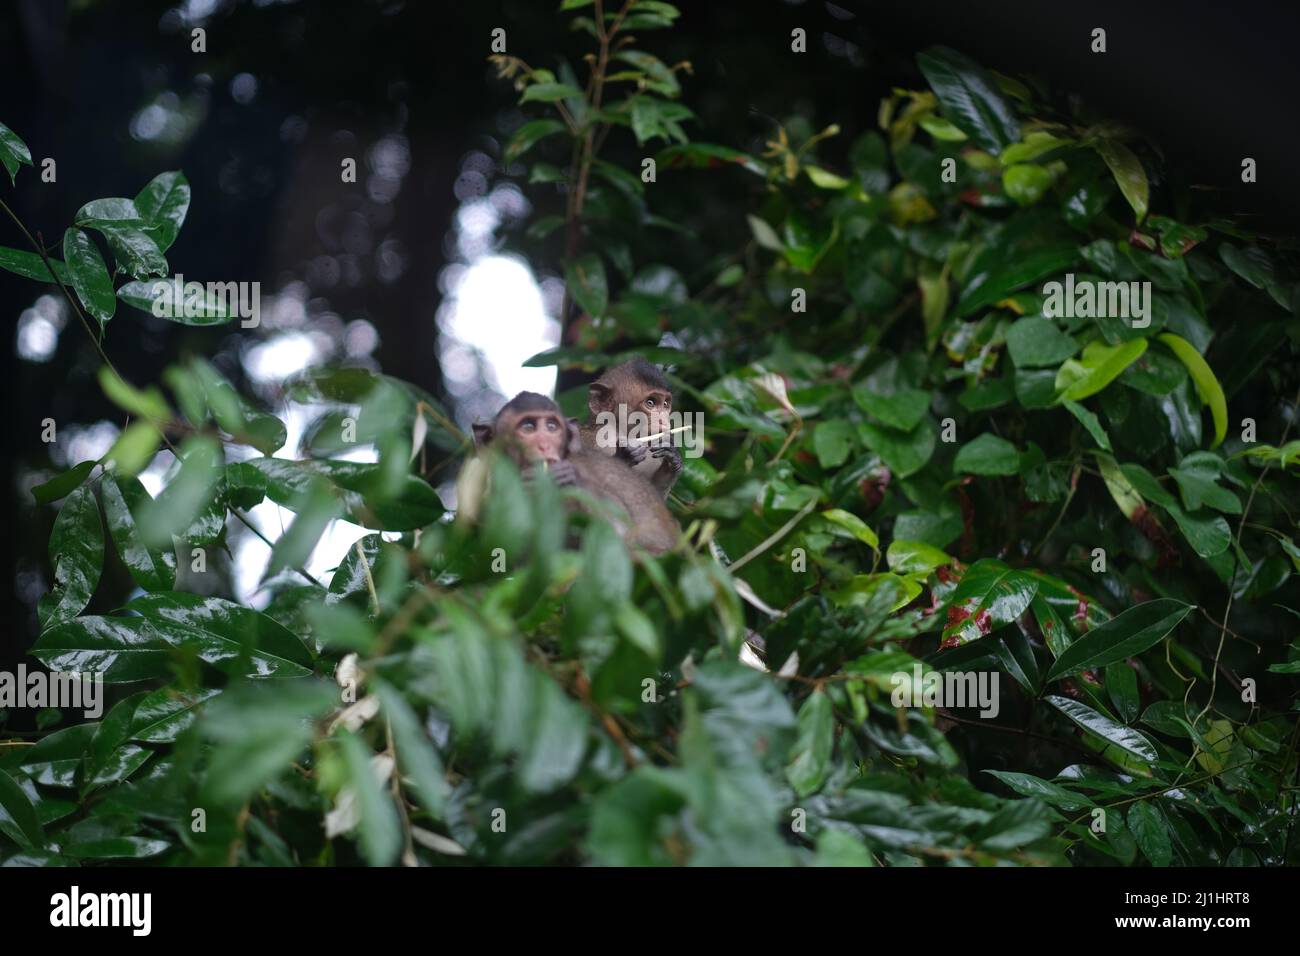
left=587, top=382, right=611, bottom=416
left=471, top=423, right=493, bottom=447
left=566, top=418, right=583, bottom=454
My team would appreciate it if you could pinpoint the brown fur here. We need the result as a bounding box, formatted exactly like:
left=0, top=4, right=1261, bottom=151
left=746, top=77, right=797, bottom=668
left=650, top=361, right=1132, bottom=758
left=578, top=359, right=682, bottom=498
left=474, top=391, right=680, bottom=555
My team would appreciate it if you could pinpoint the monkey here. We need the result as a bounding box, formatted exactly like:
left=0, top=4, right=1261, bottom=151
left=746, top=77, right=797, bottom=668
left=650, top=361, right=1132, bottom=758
left=472, top=391, right=680, bottom=555
left=579, top=358, right=683, bottom=499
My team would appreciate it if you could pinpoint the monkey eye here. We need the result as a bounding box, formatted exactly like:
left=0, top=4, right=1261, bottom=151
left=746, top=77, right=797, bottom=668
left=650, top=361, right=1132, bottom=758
left=545, top=418, right=560, bottom=431
left=520, top=421, right=536, bottom=432
left=644, top=398, right=656, bottom=408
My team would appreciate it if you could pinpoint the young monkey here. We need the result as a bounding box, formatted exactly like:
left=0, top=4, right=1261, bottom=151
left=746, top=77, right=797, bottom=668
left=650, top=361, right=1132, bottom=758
left=579, top=358, right=683, bottom=499
left=472, top=391, right=680, bottom=555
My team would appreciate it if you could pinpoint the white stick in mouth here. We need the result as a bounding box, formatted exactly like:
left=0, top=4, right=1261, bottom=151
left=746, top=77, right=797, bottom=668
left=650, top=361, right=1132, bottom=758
left=628, top=423, right=693, bottom=444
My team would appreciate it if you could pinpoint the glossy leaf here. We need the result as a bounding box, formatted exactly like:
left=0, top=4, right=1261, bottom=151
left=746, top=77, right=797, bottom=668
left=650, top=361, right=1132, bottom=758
left=1045, top=599, right=1193, bottom=681
left=1046, top=695, right=1157, bottom=763
left=0, top=246, right=70, bottom=284
left=0, top=120, right=34, bottom=183
left=786, top=689, right=834, bottom=797
left=1157, top=333, right=1227, bottom=448
left=32, top=615, right=174, bottom=683
left=36, top=483, right=104, bottom=631
left=127, top=592, right=314, bottom=677
left=942, top=559, right=1038, bottom=645
left=916, top=46, right=1020, bottom=152
left=133, top=171, right=190, bottom=250
left=0, top=768, right=44, bottom=848
left=101, top=474, right=177, bottom=592
left=62, top=228, right=116, bottom=328
left=1095, top=139, right=1148, bottom=221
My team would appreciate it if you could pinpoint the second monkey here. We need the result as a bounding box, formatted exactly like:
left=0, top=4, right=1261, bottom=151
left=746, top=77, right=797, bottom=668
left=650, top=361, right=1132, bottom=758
left=579, top=358, right=683, bottom=498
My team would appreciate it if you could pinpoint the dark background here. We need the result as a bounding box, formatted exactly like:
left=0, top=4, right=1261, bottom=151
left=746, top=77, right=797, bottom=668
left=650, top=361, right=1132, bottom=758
left=2, top=0, right=1298, bottom=677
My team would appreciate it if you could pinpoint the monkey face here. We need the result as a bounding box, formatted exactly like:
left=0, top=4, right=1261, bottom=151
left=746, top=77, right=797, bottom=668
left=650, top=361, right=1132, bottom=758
left=511, top=411, right=569, bottom=463
left=639, top=389, right=672, bottom=438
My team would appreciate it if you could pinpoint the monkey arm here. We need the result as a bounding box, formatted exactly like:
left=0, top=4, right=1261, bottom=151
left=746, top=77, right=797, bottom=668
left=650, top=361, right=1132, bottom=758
left=649, top=444, right=682, bottom=495
left=615, top=440, right=648, bottom=465
left=523, top=460, right=578, bottom=487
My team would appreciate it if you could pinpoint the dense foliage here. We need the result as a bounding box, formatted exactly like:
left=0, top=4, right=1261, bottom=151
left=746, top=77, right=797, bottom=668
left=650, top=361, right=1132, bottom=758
left=2, top=0, right=1298, bottom=866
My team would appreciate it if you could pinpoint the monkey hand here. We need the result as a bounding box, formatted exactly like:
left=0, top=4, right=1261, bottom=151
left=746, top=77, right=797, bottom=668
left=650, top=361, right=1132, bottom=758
left=524, top=460, right=577, bottom=487
left=651, top=444, right=683, bottom=473
left=617, top=440, right=649, bottom=466
left=546, top=460, right=578, bottom=487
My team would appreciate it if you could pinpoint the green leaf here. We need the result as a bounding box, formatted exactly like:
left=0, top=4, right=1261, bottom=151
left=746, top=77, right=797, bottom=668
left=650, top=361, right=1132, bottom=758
left=130, top=687, right=220, bottom=743
left=1167, top=503, right=1231, bottom=557
left=375, top=681, right=447, bottom=818
left=102, top=421, right=162, bottom=479
left=118, top=278, right=234, bottom=324
left=659, top=142, right=766, bottom=176
left=854, top=386, right=930, bottom=431
left=886, top=539, right=952, bottom=575
left=64, top=837, right=171, bottom=861
left=747, top=214, right=783, bottom=252
left=101, top=474, right=177, bottom=592
left=133, top=171, right=190, bottom=251
left=984, top=770, right=1092, bottom=811
left=1157, top=333, right=1227, bottom=448
left=1044, top=599, right=1194, bottom=681
left=916, top=46, right=1021, bottom=152
left=858, top=419, right=935, bottom=479
left=812, top=419, right=855, bottom=467
left=813, top=829, right=876, bottom=866
left=1105, top=662, right=1140, bottom=723
left=74, top=197, right=141, bottom=223
left=19, top=724, right=95, bottom=787
left=266, top=476, right=342, bottom=579
left=1062, top=400, right=1112, bottom=451
left=98, top=366, right=171, bottom=423
left=1000, top=131, right=1073, bottom=165
left=127, top=591, right=313, bottom=677
left=1168, top=452, right=1241, bottom=513
left=0, top=768, right=45, bottom=848
left=94, top=223, right=168, bottom=280
left=1094, top=139, right=1149, bottom=221
left=84, top=692, right=148, bottom=790
left=1055, top=338, right=1148, bottom=402
left=32, top=615, right=174, bottom=682
left=0, top=247, right=70, bottom=284
left=917, top=114, right=967, bottom=142
left=62, top=228, right=116, bottom=328
left=32, top=461, right=97, bottom=505
left=953, top=432, right=1019, bottom=476
left=942, top=559, right=1038, bottom=645
left=956, top=243, right=1078, bottom=317
left=337, top=729, right=402, bottom=867
left=821, top=509, right=878, bottom=549
left=805, top=165, right=851, bottom=189
left=187, top=359, right=287, bottom=454
left=505, top=119, right=567, bottom=162
left=0, top=120, right=34, bottom=183
left=137, top=436, right=223, bottom=549
left=36, top=483, right=104, bottom=631
left=1004, top=317, right=1077, bottom=367
left=1045, top=695, right=1157, bottom=763
left=201, top=680, right=337, bottom=805
left=786, top=689, right=834, bottom=797
left=1002, top=163, right=1053, bottom=205
left=521, top=82, right=583, bottom=103
left=565, top=252, right=608, bottom=317
left=1126, top=801, right=1173, bottom=866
